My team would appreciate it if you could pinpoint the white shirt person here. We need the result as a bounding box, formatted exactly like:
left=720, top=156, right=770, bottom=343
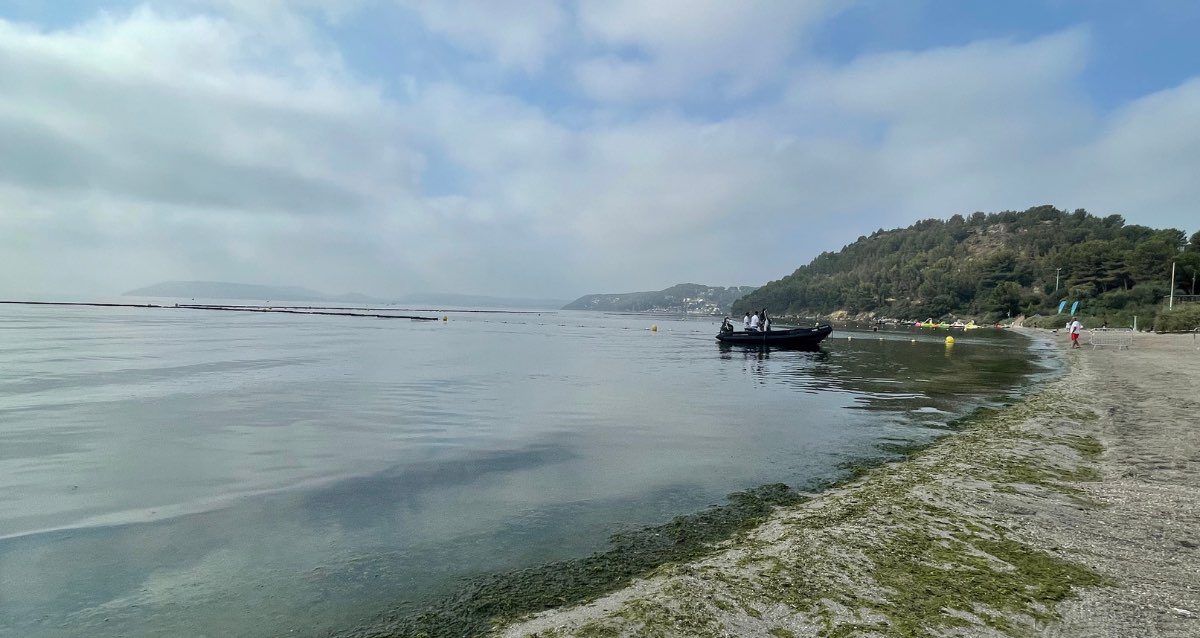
left=1069, top=318, right=1082, bottom=348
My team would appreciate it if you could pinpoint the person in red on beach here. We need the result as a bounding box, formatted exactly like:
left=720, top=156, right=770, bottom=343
left=1068, top=317, right=1082, bottom=349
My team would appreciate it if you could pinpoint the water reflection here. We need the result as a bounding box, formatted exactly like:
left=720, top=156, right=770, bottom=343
left=716, top=325, right=1055, bottom=425
left=0, top=442, right=594, bottom=637
left=0, top=308, right=1055, bottom=638
left=716, top=343, right=826, bottom=356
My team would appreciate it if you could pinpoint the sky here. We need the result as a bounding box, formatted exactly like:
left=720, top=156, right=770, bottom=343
left=1, top=1, right=1198, bottom=301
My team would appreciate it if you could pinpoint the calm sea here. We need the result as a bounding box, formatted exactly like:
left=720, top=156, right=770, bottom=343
left=0, top=303, right=1058, bottom=637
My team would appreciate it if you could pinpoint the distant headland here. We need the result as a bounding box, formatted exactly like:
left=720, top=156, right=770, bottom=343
left=562, top=283, right=757, bottom=315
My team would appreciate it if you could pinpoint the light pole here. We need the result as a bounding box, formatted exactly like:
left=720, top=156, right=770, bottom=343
left=1170, top=261, right=1176, bottom=310
left=1055, top=267, right=1061, bottom=292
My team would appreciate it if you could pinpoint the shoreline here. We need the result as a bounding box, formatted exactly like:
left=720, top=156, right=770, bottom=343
left=486, top=330, right=1199, bottom=637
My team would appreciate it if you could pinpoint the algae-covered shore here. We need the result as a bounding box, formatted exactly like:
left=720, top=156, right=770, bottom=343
left=345, top=331, right=1200, bottom=638
left=485, top=331, right=1200, bottom=638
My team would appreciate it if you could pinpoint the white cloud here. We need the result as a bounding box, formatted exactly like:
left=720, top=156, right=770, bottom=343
left=1, top=3, right=1197, bottom=301
left=775, top=30, right=1099, bottom=225
left=575, top=0, right=838, bottom=102
left=396, top=0, right=568, bottom=74
left=0, top=7, right=414, bottom=211
left=795, top=30, right=1090, bottom=123
left=1068, top=77, right=1200, bottom=230
left=0, top=7, right=440, bottom=296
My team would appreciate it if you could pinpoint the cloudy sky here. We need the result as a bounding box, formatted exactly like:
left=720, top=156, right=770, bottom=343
left=1, top=1, right=1197, bottom=300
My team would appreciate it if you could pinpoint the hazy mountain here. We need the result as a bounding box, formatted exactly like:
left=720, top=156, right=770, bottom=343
left=124, top=281, right=569, bottom=309
left=563, top=283, right=757, bottom=315
left=396, top=292, right=569, bottom=309
left=124, top=281, right=354, bottom=302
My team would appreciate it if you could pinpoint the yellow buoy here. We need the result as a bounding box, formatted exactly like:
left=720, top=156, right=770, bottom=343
left=945, top=336, right=955, bottom=345
left=650, top=324, right=657, bottom=332
left=442, top=315, right=448, bottom=322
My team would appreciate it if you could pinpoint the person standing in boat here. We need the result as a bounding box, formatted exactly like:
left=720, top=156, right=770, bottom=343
left=761, top=309, right=771, bottom=332
left=748, top=311, right=761, bottom=332
left=743, top=312, right=751, bottom=330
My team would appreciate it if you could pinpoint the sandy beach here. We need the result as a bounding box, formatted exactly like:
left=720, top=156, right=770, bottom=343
left=493, top=330, right=1200, bottom=638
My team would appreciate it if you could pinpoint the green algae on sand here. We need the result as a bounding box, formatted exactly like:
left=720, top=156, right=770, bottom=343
left=337, top=483, right=806, bottom=638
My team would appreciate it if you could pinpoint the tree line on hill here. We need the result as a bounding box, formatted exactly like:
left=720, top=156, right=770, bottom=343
left=732, top=205, right=1200, bottom=331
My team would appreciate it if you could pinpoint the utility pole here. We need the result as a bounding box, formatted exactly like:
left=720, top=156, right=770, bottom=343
left=1055, top=267, right=1061, bottom=292
left=1169, top=261, right=1176, bottom=309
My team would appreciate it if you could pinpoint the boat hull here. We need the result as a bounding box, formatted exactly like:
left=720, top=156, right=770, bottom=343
left=715, top=324, right=833, bottom=348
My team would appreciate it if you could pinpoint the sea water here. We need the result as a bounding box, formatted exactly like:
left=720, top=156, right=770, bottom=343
left=0, top=304, right=1056, bottom=636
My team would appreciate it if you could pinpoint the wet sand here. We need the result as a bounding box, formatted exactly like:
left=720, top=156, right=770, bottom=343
left=493, top=330, right=1200, bottom=637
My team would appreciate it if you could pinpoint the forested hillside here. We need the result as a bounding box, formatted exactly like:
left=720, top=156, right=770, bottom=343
left=733, top=206, right=1200, bottom=328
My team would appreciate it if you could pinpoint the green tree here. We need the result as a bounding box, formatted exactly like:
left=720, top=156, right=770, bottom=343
left=1129, top=237, right=1176, bottom=285
left=731, top=205, right=1189, bottom=327
left=1174, top=252, right=1200, bottom=295
left=984, top=282, right=1022, bottom=317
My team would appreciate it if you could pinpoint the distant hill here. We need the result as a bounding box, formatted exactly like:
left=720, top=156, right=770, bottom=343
left=732, top=205, right=1200, bottom=329
left=397, top=292, right=569, bottom=310
left=124, top=281, right=569, bottom=309
left=563, top=283, right=757, bottom=315
left=124, top=281, right=354, bottom=303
